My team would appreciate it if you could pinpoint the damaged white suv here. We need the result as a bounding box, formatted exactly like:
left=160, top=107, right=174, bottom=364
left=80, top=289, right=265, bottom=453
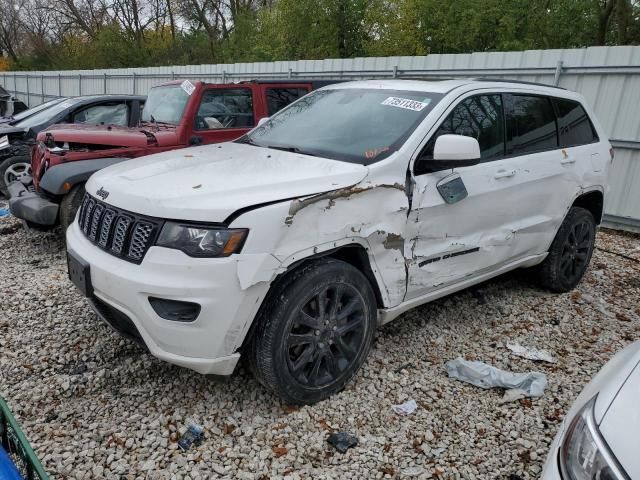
left=66, top=80, right=611, bottom=404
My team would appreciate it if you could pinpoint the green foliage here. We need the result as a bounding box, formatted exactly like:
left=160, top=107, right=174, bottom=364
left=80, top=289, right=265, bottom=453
left=9, top=0, right=640, bottom=70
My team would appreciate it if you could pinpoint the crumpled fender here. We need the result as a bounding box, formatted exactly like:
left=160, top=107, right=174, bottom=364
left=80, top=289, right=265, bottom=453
left=39, top=157, right=130, bottom=195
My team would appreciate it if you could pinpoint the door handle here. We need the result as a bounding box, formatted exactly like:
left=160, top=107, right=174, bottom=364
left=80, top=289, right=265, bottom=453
left=494, top=169, right=516, bottom=179
left=561, top=157, right=576, bottom=165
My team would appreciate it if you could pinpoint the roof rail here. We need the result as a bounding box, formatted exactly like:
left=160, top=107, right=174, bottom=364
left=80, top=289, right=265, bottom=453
left=471, top=77, right=566, bottom=90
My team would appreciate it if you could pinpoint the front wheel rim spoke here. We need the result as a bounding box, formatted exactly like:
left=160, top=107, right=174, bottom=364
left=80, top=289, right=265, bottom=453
left=325, top=349, right=341, bottom=378
left=308, top=353, right=324, bottom=385
left=288, top=334, right=315, bottom=347
left=336, top=297, right=360, bottom=321
left=291, top=346, right=314, bottom=373
left=335, top=337, right=356, bottom=361
left=296, top=311, right=319, bottom=329
left=336, top=316, right=362, bottom=336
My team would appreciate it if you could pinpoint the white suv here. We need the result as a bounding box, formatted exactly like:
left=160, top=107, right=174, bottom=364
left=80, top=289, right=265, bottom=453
left=66, top=80, right=611, bottom=404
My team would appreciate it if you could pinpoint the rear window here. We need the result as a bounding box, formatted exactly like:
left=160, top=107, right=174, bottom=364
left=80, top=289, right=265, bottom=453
left=508, top=95, right=558, bottom=155
left=554, top=98, right=598, bottom=147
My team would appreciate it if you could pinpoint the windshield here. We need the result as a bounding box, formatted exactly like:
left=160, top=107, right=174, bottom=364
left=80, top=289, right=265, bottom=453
left=15, top=98, right=82, bottom=129
left=141, top=85, right=189, bottom=125
left=12, top=98, right=65, bottom=122
left=239, top=88, right=442, bottom=164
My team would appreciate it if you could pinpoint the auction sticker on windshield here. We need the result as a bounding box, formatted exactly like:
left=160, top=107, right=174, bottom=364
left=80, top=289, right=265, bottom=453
left=181, top=80, right=196, bottom=96
left=381, top=97, right=430, bottom=111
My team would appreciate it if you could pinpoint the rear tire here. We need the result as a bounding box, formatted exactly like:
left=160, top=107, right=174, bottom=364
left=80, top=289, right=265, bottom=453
left=538, top=207, right=596, bottom=293
left=247, top=259, right=377, bottom=405
left=59, top=184, right=85, bottom=232
left=0, top=155, right=31, bottom=197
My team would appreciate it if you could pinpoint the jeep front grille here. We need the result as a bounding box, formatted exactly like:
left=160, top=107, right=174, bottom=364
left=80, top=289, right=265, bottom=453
left=77, top=193, right=162, bottom=264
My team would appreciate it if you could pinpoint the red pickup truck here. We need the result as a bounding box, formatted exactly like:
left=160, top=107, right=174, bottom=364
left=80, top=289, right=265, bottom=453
left=10, top=79, right=333, bottom=230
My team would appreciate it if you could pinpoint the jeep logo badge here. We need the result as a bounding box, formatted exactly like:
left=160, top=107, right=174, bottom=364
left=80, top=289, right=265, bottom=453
left=96, top=187, right=109, bottom=200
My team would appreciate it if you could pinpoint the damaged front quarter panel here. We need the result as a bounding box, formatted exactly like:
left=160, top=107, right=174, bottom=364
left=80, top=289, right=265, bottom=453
left=273, top=181, right=411, bottom=307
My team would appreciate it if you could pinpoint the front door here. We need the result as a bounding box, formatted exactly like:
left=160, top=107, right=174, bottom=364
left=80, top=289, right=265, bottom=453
left=193, top=86, right=256, bottom=145
left=405, top=93, right=524, bottom=300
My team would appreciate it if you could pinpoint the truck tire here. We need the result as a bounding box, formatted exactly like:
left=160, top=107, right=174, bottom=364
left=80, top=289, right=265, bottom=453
left=0, top=156, right=31, bottom=197
left=538, top=207, right=596, bottom=293
left=59, top=184, right=86, bottom=232
left=246, top=258, right=377, bottom=405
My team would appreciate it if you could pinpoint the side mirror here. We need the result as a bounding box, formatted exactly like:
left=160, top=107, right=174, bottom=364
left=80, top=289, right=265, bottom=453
left=257, top=117, right=270, bottom=127
left=433, top=134, right=480, bottom=162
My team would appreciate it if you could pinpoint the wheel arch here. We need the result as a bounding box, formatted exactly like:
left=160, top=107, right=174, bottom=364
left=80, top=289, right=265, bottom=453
left=571, top=188, right=604, bottom=225
left=238, top=241, right=388, bottom=354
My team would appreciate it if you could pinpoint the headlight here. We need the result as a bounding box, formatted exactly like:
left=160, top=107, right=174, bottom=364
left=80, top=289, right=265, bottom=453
left=560, top=396, right=628, bottom=480
left=0, top=135, right=9, bottom=150
left=156, top=222, right=248, bottom=257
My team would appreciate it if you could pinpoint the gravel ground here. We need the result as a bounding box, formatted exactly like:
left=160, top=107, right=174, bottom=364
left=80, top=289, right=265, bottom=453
left=1, top=214, right=639, bottom=480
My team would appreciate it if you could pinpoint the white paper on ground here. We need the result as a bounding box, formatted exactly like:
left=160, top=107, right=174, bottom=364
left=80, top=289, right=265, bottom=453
left=391, top=399, right=418, bottom=415
left=506, top=343, right=557, bottom=363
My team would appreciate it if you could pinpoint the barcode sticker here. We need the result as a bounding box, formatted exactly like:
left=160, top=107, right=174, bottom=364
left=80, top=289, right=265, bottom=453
left=381, top=97, right=430, bottom=111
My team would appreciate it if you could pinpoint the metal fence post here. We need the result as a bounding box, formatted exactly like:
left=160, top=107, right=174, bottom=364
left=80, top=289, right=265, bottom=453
left=58, top=74, right=62, bottom=97
left=41, top=74, right=45, bottom=103
left=103, top=73, right=107, bottom=94
left=171, top=71, right=175, bottom=80
left=26, top=75, right=30, bottom=106
left=132, top=72, right=136, bottom=94
left=78, top=74, right=82, bottom=96
left=14, top=72, right=17, bottom=96
left=222, top=70, right=226, bottom=83
left=288, top=67, right=292, bottom=79
left=393, top=66, right=398, bottom=78
left=553, top=60, right=564, bottom=86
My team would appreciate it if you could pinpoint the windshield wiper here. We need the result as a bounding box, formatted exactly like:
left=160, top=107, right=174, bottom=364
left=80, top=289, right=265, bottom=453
left=265, top=144, right=317, bottom=156
left=235, top=136, right=260, bottom=146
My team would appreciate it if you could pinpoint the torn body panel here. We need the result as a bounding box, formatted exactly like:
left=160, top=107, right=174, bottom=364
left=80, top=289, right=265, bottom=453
left=231, top=181, right=411, bottom=308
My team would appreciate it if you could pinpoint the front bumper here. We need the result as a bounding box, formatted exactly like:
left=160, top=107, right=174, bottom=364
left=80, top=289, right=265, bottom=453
left=8, top=181, right=58, bottom=225
left=66, top=221, right=274, bottom=376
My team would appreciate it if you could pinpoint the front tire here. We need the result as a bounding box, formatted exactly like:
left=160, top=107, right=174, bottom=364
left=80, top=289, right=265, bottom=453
left=59, top=184, right=85, bottom=232
left=0, top=156, right=31, bottom=197
left=247, top=259, right=377, bottom=405
left=538, top=207, right=596, bottom=293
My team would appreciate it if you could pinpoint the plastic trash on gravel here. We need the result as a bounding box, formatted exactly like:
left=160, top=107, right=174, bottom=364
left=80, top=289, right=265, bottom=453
left=446, top=357, right=547, bottom=397
left=327, top=432, right=358, bottom=453
left=506, top=343, right=556, bottom=363
left=177, top=419, right=204, bottom=452
left=391, top=399, right=418, bottom=415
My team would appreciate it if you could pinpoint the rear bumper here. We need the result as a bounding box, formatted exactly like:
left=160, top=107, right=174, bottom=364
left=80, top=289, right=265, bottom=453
left=8, top=181, right=58, bottom=225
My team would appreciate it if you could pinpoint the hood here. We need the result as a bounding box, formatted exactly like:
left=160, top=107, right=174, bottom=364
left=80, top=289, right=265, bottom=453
left=86, top=142, right=369, bottom=222
left=0, top=125, right=27, bottom=136
left=598, top=360, right=640, bottom=479
left=37, top=123, right=177, bottom=148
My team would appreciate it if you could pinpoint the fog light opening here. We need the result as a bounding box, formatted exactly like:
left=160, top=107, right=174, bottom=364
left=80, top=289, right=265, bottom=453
left=148, top=297, right=201, bottom=322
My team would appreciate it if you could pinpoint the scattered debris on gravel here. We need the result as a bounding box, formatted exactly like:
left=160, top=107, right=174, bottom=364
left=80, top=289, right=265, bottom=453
left=1, top=215, right=638, bottom=479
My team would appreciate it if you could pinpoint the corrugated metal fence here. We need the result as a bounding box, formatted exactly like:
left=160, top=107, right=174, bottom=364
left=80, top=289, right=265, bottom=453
left=2, top=46, right=639, bottom=230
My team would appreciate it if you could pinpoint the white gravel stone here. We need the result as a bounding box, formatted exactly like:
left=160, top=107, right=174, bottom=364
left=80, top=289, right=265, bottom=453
left=1, top=217, right=639, bottom=479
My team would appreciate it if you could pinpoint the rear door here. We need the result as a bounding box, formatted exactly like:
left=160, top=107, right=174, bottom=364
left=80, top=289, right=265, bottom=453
left=261, top=85, right=312, bottom=117
left=192, top=86, right=256, bottom=144
left=499, top=93, right=580, bottom=257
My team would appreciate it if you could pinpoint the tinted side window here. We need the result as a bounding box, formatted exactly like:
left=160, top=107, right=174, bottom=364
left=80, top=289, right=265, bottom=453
left=266, top=88, right=308, bottom=116
left=508, top=95, right=557, bottom=155
left=415, top=94, right=504, bottom=174
left=73, top=103, right=128, bottom=126
left=554, top=98, right=598, bottom=147
left=195, top=88, right=254, bottom=130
